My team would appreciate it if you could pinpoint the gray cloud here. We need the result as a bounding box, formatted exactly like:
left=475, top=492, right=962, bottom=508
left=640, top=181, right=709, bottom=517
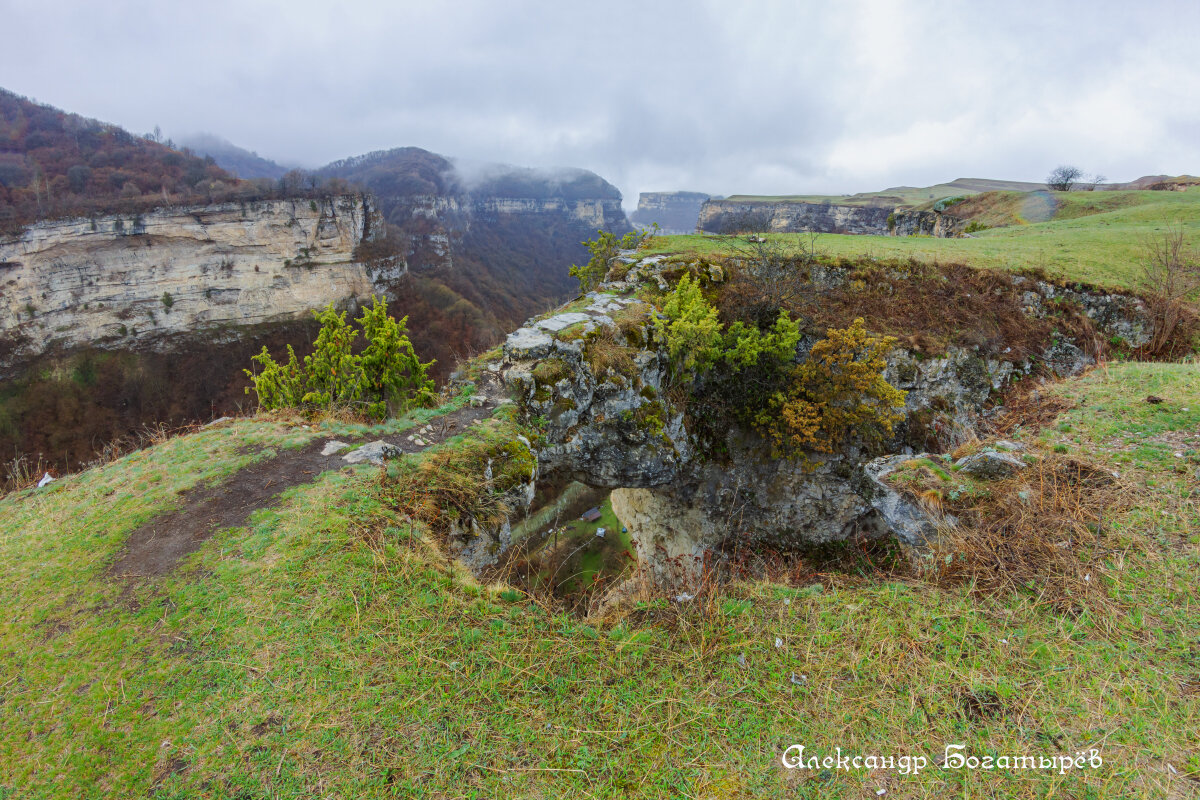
left=2, top=0, right=1197, bottom=209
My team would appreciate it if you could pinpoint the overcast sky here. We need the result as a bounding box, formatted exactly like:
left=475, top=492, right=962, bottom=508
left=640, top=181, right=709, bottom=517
left=2, top=0, right=1198, bottom=208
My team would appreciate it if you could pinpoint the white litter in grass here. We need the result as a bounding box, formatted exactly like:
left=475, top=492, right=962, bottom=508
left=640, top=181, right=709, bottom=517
left=596, top=527, right=606, bottom=538
left=775, top=637, right=783, bottom=649
left=737, top=652, right=747, bottom=668
left=790, top=672, right=807, bottom=685
left=675, top=592, right=694, bottom=602
left=37, top=472, right=54, bottom=488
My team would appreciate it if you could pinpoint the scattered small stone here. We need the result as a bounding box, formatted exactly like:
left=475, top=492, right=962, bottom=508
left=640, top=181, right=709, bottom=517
left=469, top=395, right=488, bottom=408
left=320, top=440, right=350, bottom=456
left=414, top=437, right=428, bottom=447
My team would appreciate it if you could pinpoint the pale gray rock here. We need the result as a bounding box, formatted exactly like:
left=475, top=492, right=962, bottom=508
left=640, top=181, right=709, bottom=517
left=535, top=312, right=593, bottom=332
left=1042, top=339, right=1092, bottom=378
left=342, top=440, right=402, bottom=465
left=321, top=440, right=350, bottom=456
left=861, top=455, right=940, bottom=546
left=954, top=450, right=1028, bottom=479
left=504, top=327, right=555, bottom=359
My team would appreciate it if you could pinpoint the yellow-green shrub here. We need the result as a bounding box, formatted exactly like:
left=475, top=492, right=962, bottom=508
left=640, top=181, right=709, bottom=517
left=757, top=318, right=906, bottom=461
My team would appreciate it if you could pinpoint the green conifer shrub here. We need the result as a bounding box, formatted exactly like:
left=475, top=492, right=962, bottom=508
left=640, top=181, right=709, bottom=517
left=245, top=296, right=435, bottom=418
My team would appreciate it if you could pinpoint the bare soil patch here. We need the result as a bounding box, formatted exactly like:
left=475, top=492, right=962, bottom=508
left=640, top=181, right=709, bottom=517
left=108, top=400, right=498, bottom=579
left=109, top=438, right=333, bottom=578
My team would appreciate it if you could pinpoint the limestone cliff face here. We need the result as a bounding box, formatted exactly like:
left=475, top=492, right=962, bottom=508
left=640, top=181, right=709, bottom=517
left=696, top=199, right=891, bottom=235
left=889, top=209, right=966, bottom=237
left=630, top=192, right=712, bottom=235
left=399, top=194, right=623, bottom=227
left=476, top=197, right=623, bottom=229
left=0, top=195, right=395, bottom=373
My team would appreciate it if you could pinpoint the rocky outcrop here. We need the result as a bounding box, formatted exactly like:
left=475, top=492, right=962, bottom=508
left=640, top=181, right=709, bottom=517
left=631, top=192, right=713, bottom=235
left=467, top=255, right=1154, bottom=586
left=889, top=209, right=967, bottom=238
left=696, top=199, right=892, bottom=235
left=0, top=195, right=392, bottom=374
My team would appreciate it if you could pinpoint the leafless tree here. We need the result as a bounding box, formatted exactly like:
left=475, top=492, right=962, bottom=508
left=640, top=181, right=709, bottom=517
left=1046, top=166, right=1084, bottom=192
left=720, top=230, right=822, bottom=322
left=1141, top=222, right=1200, bottom=356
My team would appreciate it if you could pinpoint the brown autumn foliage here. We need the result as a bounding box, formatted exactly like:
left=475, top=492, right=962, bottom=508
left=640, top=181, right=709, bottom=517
left=715, top=256, right=1109, bottom=363
left=926, top=454, right=1130, bottom=614
left=1138, top=223, right=1200, bottom=359
left=0, top=89, right=345, bottom=233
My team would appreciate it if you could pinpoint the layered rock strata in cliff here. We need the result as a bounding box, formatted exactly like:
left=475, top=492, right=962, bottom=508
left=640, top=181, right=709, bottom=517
left=0, top=195, right=396, bottom=372
left=631, top=192, right=713, bottom=235
left=889, top=209, right=967, bottom=237
left=696, top=199, right=892, bottom=235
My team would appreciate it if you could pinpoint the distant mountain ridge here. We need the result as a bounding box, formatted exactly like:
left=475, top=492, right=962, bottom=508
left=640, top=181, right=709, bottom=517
left=177, top=133, right=292, bottom=180
left=313, top=145, right=631, bottom=367
left=0, top=89, right=251, bottom=231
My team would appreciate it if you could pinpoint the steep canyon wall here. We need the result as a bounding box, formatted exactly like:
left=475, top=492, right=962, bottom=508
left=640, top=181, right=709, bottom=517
left=0, top=195, right=390, bottom=374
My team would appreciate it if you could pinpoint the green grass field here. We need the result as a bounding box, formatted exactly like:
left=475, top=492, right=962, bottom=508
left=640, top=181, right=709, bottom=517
left=0, top=361, right=1196, bottom=798
left=646, top=189, right=1200, bottom=291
